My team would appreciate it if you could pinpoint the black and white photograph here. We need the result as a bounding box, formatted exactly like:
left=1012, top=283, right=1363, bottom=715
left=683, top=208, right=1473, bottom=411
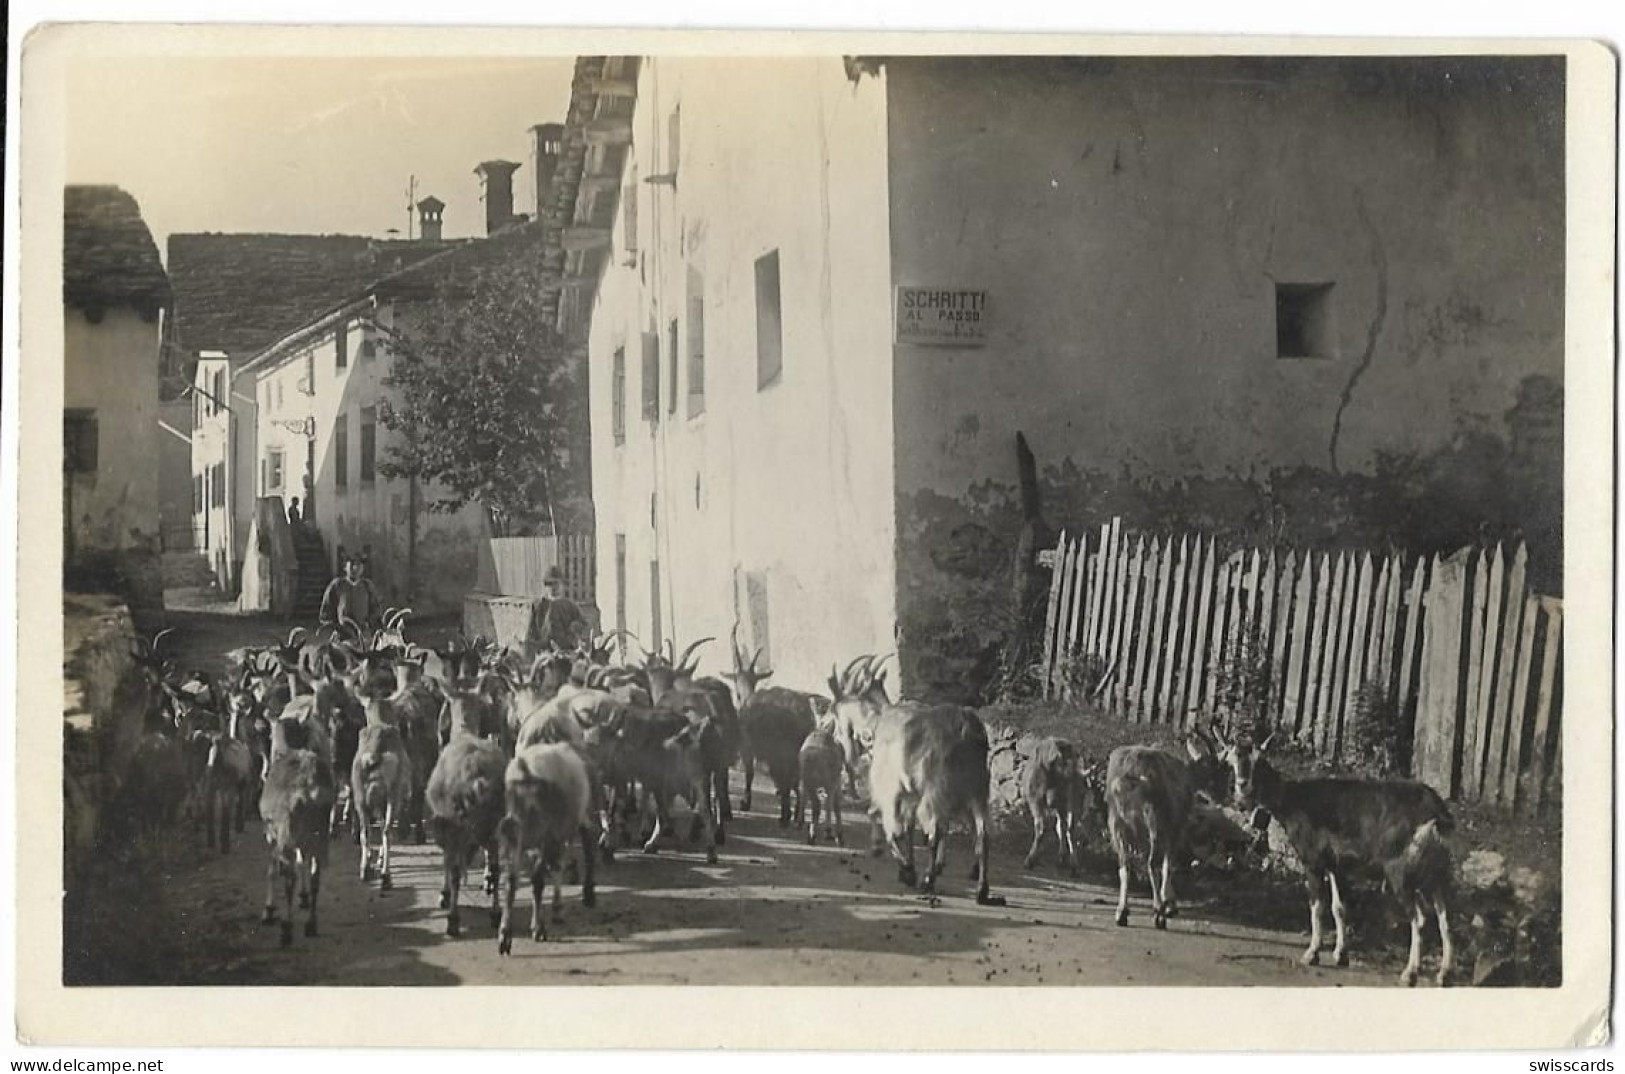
left=8, top=20, right=1616, bottom=1053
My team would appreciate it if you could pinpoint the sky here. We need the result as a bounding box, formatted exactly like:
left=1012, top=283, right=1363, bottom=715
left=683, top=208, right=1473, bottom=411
left=66, top=56, right=575, bottom=256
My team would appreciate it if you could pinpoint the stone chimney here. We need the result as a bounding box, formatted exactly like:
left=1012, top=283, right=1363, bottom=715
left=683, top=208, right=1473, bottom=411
left=530, top=123, right=565, bottom=221
left=416, top=195, right=445, bottom=242
left=474, top=160, right=522, bottom=236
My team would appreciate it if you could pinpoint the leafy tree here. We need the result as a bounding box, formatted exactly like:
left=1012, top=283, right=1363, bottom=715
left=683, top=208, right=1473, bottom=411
left=376, top=240, right=578, bottom=537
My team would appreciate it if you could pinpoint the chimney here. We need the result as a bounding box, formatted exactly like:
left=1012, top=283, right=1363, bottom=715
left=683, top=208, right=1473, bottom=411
left=416, top=195, right=445, bottom=242
left=474, top=160, right=522, bottom=236
left=530, top=123, right=565, bottom=222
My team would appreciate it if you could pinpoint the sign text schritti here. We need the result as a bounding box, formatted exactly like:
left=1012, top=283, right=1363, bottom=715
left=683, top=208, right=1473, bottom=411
left=894, top=287, right=988, bottom=347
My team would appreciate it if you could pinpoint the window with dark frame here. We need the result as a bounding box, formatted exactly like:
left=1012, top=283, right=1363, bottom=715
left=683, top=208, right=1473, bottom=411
left=667, top=318, right=680, bottom=415
left=755, top=250, right=783, bottom=389
left=193, top=474, right=203, bottom=513
left=63, top=409, right=98, bottom=474
left=269, top=449, right=285, bottom=491
left=335, top=322, right=349, bottom=371
left=334, top=413, right=350, bottom=490
left=614, top=534, right=628, bottom=640
left=211, top=462, right=226, bottom=507
left=687, top=269, right=706, bottom=418
left=668, top=106, right=681, bottom=178
left=649, top=559, right=663, bottom=652
left=360, top=407, right=377, bottom=483
left=1275, top=283, right=1337, bottom=360
left=612, top=347, right=627, bottom=444
left=641, top=332, right=660, bottom=423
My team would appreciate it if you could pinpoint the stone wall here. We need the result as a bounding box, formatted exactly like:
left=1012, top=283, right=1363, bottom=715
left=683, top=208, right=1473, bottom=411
left=63, top=595, right=146, bottom=887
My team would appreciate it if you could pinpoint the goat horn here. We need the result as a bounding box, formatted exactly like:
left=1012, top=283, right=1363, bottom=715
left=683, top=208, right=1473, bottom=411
left=839, top=654, right=872, bottom=694
left=152, top=627, right=177, bottom=654
left=730, top=622, right=745, bottom=668
left=675, top=637, right=714, bottom=672
left=287, top=626, right=308, bottom=648
left=750, top=646, right=766, bottom=675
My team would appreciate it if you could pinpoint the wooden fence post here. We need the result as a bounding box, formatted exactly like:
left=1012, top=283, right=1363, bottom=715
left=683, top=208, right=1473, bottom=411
left=1485, top=544, right=1527, bottom=806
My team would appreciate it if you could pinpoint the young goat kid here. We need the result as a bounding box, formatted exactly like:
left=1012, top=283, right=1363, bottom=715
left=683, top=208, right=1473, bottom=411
left=797, top=725, right=846, bottom=846
left=1023, top=736, right=1101, bottom=875
left=1104, top=734, right=1229, bottom=929
left=1221, top=733, right=1457, bottom=987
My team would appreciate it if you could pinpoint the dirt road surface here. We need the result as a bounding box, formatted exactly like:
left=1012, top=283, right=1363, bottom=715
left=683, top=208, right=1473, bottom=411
left=111, top=607, right=1410, bottom=988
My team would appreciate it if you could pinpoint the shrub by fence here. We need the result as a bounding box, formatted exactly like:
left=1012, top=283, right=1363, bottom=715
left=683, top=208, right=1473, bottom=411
left=1037, top=519, right=1560, bottom=812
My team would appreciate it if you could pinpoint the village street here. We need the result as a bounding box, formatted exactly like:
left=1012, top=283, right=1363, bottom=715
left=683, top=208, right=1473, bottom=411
left=126, top=607, right=1399, bottom=989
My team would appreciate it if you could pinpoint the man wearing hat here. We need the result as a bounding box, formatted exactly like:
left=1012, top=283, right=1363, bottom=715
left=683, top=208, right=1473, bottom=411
left=530, top=565, right=586, bottom=653
left=319, top=550, right=382, bottom=635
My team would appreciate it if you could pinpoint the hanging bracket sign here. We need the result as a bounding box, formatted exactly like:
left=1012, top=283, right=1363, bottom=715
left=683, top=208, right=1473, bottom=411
left=894, top=286, right=988, bottom=347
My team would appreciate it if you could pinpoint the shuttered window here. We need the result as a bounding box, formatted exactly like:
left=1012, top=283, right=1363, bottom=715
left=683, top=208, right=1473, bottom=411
left=63, top=410, right=98, bottom=474
left=611, top=347, right=627, bottom=444
left=334, top=414, right=349, bottom=490
left=687, top=269, right=705, bottom=418
left=641, top=332, right=660, bottom=423
left=360, top=407, right=377, bottom=483
left=755, top=250, right=783, bottom=389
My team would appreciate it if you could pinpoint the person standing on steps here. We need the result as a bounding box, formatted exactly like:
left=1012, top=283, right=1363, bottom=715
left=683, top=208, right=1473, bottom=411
left=319, top=551, right=381, bottom=635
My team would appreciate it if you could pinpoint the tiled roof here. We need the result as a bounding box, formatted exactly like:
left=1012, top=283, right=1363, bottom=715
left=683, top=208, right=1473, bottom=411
left=166, top=232, right=462, bottom=361
left=63, top=185, right=171, bottom=314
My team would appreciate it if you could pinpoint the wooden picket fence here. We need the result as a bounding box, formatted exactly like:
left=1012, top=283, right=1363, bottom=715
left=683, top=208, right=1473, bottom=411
left=1037, top=519, right=1561, bottom=812
left=475, top=534, right=596, bottom=606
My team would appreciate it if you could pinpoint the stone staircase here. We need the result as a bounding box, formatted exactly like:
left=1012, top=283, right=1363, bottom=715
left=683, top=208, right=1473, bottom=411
left=292, top=527, right=330, bottom=621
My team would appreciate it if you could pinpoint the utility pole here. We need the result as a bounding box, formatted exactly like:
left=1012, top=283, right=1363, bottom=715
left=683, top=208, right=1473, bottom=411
left=405, top=174, right=418, bottom=240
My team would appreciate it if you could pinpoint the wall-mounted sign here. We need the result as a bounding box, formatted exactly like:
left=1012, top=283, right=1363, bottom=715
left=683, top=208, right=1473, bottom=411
left=894, top=287, right=988, bottom=347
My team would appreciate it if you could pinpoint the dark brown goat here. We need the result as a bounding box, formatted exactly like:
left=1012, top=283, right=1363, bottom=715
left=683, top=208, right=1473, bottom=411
left=1222, top=733, right=1457, bottom=986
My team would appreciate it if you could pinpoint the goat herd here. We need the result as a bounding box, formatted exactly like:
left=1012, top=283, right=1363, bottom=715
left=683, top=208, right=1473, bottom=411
left=119, top=609, right=1459, bottom=986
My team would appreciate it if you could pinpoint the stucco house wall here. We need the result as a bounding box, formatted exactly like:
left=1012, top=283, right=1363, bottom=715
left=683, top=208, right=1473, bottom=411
left=882, top=56, right=1565, bottom=701
left=251, top=304, right=486, bottom=613
left=588, top=56, right=896, bottom=692
left=64, top=308, right=165, bottom=610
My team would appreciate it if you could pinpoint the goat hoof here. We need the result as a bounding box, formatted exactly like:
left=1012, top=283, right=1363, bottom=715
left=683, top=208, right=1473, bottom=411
left=897, top=864, right=918, bottom=888
left=1154, top=914, right=1168, bottom=931
left=582, top=887, right=597, bottom=909
left=498, top=934, right=513, bottom=957
left=489, top=907, right=502, bottom=928
left=361, top=864, right=374, bottom=883
left=738, top=797, right=750, bottom=812
left=1435, top=971, right=1451, bottom=989
left=1334, top=950, right=1349, bottom=968
left=416, top=828, right=426, bottom=845
left=438, top=890, right=450, bottom=910
left=976, top=891, right=1006, bottom=908
left=261, top=906, right=277, bottom=925
left=446, top=915, right=461, bottom=938
left=806, top=833, right=817, bottom=846
left=279, top=922, right=294, bottom=947
left=1302, top=951, right=1321, bottom=967
left=379, top=874, right=392, bottom=892
left=304, top=919, right=318, bottom=938
left=1115, top=910, right=1129, bottom=927
left=1165, top=904, right=1180, bottom=919
left=1400, top=969, right=1418, bottom=987
left=1022, top=854, right=1038, bottom=870
left=642, top=844, right=658, bottom=856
